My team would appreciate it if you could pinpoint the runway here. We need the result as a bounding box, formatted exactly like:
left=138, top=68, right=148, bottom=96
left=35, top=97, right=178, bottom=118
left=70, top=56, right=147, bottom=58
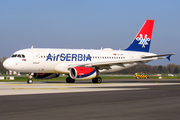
left=0, top=79, right=180, bottom=120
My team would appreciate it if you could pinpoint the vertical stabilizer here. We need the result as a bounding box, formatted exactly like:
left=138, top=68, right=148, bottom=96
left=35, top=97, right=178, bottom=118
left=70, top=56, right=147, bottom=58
left=125, top=20, right=154, bottom=52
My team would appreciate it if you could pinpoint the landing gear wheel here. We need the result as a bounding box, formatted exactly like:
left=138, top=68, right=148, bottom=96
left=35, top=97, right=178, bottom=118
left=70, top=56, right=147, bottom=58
left=92, top=78, right=96, bottom=83
left=97, top=77, right=102, bottom=83
left=66, top=77, right=75, bottom=83
left=27, top=79, right=33, bottom=84
left=92, top=77, right=102, bottom=83
left=27, top=73, right=33, bottom=84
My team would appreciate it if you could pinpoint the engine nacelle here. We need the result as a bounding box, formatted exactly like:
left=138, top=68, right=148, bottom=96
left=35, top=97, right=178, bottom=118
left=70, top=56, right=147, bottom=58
left=69, top=67, right=99, bottom=79
left=33, top=73, right=59, bottom=79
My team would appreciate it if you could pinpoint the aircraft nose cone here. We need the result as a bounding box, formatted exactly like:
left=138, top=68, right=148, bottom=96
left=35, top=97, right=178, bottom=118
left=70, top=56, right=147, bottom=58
left=3, top=59, right=12, bottom=70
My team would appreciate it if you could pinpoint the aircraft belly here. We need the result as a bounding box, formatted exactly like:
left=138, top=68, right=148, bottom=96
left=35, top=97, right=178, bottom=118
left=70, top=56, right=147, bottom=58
left=19, top=62, right=55, bottom=73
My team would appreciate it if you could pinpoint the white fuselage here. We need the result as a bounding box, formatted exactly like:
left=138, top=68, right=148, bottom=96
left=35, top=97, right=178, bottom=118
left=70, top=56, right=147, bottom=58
left=3, top=48, right=156, bottom=74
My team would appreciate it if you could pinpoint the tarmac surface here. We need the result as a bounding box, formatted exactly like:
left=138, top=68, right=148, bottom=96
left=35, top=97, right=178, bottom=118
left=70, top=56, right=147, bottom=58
left=0, top=79, right=180, bottom=120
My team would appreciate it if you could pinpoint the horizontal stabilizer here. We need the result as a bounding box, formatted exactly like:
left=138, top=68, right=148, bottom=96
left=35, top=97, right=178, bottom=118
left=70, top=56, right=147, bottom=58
left=166, top=55, right=172, bottom=61
left=141, top=54, right=175, bottom=60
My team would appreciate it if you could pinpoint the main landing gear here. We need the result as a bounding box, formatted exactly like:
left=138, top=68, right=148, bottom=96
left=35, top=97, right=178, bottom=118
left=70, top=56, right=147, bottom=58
left=66, top=77, right=75, bottom=83
left=27, top=73, right=33, bottom=84
left=66, top=77, right=102, bottom=83
left=92, top=77, right=102, bottom=83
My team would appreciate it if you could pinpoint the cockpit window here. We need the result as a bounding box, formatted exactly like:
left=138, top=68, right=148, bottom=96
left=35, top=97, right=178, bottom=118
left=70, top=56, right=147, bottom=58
left=22, top=54, right=25, bottom=58
left=11, top=54, right=17, bottom=58
left=17, top=54, right=21, bottom=58
left=11, top=54, right=26, bottom=58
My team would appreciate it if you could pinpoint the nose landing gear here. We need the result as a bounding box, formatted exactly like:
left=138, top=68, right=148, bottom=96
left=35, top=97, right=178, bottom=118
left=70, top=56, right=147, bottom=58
left=27, top=79, right=33, bottom=84
left=27, top=73, right=33, bottom=84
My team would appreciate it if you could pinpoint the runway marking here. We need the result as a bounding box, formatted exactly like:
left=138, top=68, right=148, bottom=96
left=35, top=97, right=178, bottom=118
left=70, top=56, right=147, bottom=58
left=2, top=84, right=91, bottom=86
left=3, top=83, right=180, bottom=86
left=13, top=88, right=75, bottom=89
left=0, top=82, right=180, bottom=96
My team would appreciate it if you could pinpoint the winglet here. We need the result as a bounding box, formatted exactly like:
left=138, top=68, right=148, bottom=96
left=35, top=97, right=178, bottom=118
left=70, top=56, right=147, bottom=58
left=166, top=55, right=172, bottom=61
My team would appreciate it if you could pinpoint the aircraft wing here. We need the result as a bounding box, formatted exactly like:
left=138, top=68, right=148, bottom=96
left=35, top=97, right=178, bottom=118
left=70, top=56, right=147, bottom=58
left=68, top=58, right=153, bottom=70
left=68, top=53, right=175, bottom=69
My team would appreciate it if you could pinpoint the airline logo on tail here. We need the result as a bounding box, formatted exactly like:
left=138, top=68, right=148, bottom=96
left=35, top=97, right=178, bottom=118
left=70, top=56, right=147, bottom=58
left=136, top=34, right=150, bottom=48
left=125, top=19, right=154, bottom=52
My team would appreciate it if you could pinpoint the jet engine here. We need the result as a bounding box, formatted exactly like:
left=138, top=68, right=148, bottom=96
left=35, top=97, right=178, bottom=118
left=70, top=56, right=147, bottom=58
left=69, top=67, right=99, bottom=79
left=33, top=73, right=59, bottom=79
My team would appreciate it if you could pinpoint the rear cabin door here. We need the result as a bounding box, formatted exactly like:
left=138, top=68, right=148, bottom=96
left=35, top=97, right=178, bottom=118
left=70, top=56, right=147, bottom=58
left=128, top=53, right=134, bottom=59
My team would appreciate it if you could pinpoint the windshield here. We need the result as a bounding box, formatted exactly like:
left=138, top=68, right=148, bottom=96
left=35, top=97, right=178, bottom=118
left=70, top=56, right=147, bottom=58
left=11, top=54, right=26, bottom=58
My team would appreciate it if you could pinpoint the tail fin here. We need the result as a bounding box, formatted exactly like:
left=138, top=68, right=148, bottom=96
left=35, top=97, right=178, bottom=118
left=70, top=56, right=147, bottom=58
left=125, top=20, right=154, bottom=52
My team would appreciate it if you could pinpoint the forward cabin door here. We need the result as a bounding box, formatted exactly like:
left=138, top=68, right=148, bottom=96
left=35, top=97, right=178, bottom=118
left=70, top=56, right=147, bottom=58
left=32, top=51, right=39, bottom=64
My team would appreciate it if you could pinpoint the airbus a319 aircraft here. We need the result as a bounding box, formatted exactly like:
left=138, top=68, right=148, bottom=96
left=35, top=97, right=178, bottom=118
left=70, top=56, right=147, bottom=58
left=3, top=20, right=175, bottom=84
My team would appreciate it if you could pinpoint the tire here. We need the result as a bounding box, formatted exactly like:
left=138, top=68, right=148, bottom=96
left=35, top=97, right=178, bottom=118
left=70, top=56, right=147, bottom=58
left=97, top=77, right=102, bottom=83
left=71, top=79, right=75, bottom=83
left=92, top=78, right=96, bottom=83
left=66, top=77, right=75, bottom=83
left=92, top=77, right=102, bottom=83
left=27, top=79, right=33, bottom=84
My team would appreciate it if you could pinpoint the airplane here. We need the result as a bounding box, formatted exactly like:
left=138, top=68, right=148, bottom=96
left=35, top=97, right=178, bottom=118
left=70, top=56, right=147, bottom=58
left=3, top=19, right=175, bottom=84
